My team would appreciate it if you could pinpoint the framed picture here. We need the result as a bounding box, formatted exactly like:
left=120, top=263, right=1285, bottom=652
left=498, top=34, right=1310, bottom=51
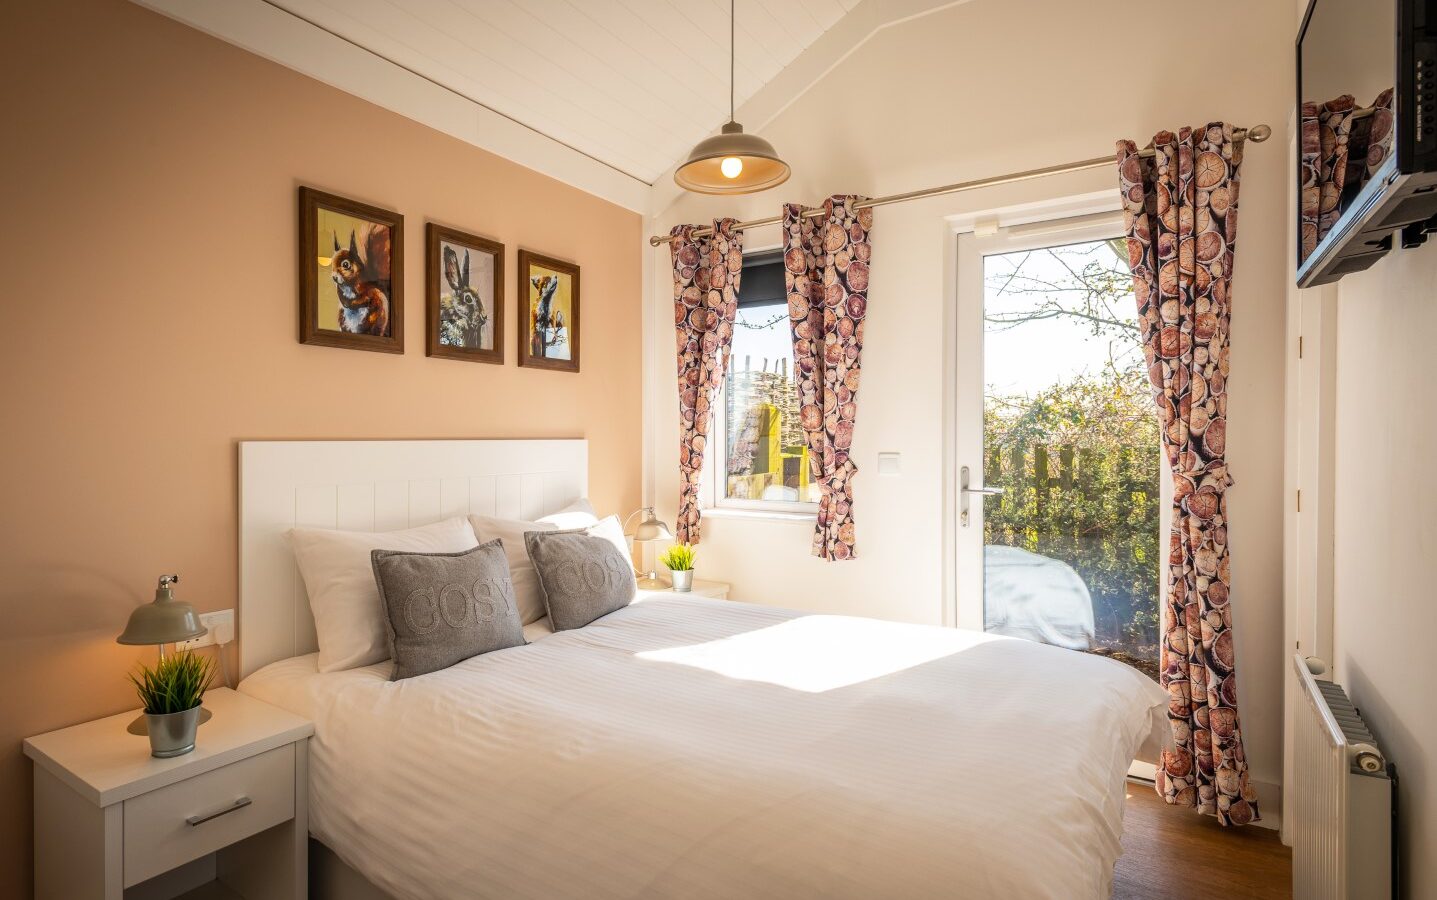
left=426, top=223, right=504, bottom=364
left=517, top=250, right=580, bottom=373
left=299, top=187, right=403, bottom=353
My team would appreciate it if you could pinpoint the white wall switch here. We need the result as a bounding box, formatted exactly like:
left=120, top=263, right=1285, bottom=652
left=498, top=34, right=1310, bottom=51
left=877, top=452, right=901, bottom=475
left=177, top=609, right=235, bottom=650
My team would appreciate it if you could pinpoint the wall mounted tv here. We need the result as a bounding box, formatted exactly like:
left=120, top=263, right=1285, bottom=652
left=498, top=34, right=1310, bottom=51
left=1298, top=0, right=1437, bottom=286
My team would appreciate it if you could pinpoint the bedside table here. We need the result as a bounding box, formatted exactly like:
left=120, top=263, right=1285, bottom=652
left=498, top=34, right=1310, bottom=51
left=24, top=687, right=313, bottom=900
left=640, top=578, right=730, bottom=600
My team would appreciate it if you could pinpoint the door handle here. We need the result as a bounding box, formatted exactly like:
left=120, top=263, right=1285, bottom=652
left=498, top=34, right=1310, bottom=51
left=960, top=466, right=1002, bottom=527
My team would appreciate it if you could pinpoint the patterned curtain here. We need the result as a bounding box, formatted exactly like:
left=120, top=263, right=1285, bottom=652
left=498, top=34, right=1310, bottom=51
left=1115, top=125, right=1258, bottom=826
left=1299, top=89, right=1395, bottom=262
left=670, top=219, right=742, bottom=544
left=782, top=196, right=872, bottom=560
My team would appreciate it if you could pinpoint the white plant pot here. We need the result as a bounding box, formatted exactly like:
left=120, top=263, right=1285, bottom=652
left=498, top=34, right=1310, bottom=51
left=669, top=569, right=694, bottom=592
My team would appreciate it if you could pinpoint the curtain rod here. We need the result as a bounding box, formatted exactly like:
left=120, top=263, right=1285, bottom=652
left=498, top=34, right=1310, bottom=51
left=648, top=123, right=1273, bottom=246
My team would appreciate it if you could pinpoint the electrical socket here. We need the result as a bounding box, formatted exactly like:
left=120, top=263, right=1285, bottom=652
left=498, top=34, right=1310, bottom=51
left=177, top=609, right=235, bottom=651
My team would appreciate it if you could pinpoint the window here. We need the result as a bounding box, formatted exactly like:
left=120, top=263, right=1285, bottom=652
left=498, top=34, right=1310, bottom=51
left=716, top=251, right=819, bottom=511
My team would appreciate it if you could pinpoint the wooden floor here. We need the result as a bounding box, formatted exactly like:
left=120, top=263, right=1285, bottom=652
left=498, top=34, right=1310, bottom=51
left=1113, top=782, right=1292, bottom=899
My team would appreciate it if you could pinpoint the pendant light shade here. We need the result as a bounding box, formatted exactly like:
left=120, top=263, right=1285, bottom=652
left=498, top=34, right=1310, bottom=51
left=674, top=0, right=790, bottom=195
left=675, top=121, right=790, bottom=195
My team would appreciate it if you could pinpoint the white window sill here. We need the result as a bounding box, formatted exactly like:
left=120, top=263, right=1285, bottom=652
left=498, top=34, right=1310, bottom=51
left=702, top=506, right=817, bottom=523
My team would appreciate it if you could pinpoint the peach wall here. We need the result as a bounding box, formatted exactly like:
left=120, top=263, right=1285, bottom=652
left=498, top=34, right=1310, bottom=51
left=0, top=1, right=641, bottom=893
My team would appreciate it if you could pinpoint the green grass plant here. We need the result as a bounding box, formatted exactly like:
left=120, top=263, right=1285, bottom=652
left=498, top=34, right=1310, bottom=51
left=129, top=650, right=215, bottom=715
left=659, top=543, right=696, bottom=571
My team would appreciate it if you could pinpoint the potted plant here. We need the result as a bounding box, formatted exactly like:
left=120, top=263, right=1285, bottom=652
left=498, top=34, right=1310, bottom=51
left=659, top=543, right=696, bottom=592
left=129, top=650, right=215, bottom=758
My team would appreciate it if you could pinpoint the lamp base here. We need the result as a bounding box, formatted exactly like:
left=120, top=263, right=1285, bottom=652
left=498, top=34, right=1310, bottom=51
left=636, top=572, right=667, bottom=590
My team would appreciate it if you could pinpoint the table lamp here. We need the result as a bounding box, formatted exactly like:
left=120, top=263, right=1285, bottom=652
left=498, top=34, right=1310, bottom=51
left=623, top=507, right=674, bottom=588
left=118, top=575, right=215, bottom=745
left=117, top=575, right=206, bottom=658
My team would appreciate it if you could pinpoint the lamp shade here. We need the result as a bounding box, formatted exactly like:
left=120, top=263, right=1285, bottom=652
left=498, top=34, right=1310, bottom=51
left=674, top=122, right=790, bottom=195
left=632, top=509, right=674, bottom=543
left=117, top=575, right=206, bottom=646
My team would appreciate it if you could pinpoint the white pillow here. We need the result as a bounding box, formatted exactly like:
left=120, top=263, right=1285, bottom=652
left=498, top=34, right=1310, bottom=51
left=586, top=515, right=633, bottom=575
left=469, top=513, right=558, bottom=625
left=539, top=497, right=599, bottom=529
left=286, top=517, right=478, bottom=672
left=469, top=506, right=627, bottom=625
left=522, top=617, right=554, bottom=642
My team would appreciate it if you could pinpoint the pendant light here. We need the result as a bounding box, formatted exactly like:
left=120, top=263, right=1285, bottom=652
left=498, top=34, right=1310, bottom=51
left=674, top=0, right=790, bottom=195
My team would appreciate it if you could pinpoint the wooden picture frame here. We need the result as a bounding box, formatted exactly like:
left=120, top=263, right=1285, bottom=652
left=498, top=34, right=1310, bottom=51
left=517, top=250, right=580, bottom=373
left=425, top=223, right=505, bottom=365
left=299, top=187, right=404, bottom=354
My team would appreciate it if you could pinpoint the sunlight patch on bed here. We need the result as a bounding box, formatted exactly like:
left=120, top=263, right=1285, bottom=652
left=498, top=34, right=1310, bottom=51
left=635, top=615, right=991, bottom=692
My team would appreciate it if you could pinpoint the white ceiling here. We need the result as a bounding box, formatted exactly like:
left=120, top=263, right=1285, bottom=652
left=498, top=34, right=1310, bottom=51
left=264, top=0, right=863, bottom=185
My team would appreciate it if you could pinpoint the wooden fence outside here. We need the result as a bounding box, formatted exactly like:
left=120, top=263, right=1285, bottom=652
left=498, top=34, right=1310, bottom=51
left=983, top=439, right=1162, bottom=655
left=984, top=441, right=1156, bottom=520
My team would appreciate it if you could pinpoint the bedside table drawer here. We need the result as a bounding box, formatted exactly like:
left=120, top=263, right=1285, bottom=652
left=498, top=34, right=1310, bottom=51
left=123, top=743, right=295, bottom=887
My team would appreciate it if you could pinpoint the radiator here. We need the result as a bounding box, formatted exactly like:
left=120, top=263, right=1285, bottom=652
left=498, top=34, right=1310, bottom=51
left=1292, top=654, right=1394, bottom=900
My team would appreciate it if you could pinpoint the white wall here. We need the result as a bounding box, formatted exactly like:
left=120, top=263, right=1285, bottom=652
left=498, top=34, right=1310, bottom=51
left=1329, top=247, right=1437, bottom=899
left=1289, top=0, right=1434, bottom=889
left=644, top=0, right=1295, bottom=808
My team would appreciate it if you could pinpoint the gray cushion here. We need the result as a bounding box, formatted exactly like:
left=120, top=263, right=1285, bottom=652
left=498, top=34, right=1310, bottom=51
left=524, top=529, right=637, bottom=632
left=371, top=540, right=525, bottom=680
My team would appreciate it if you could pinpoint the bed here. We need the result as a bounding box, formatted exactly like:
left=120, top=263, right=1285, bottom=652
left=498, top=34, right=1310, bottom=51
left=236, top=440, right=1167, bottom=900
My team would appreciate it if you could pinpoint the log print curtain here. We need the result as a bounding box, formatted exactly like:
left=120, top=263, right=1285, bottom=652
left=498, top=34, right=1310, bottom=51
left=1115, top=125, right=1258, bottom=825
left=670, top=219, right=743, bottom=544
left=782, top=196, right=871, bottom=560
left=1299, top=89, right=1395, bottom=262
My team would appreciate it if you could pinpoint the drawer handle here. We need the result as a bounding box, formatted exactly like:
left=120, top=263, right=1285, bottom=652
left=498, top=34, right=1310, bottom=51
left=186, top=796, right=252, bottom=827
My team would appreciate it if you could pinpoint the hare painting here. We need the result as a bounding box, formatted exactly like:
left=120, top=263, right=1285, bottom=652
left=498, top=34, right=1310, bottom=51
left=439, top=244, right=488, bottom=349
left=425, top=224, right=503, bottom=364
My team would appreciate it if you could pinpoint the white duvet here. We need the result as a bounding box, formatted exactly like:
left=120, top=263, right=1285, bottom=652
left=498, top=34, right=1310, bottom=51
left=239, top=595, right=1166, bottom=900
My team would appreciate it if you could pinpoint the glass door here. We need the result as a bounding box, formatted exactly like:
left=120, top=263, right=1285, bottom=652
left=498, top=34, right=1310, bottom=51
left=954, top=214, right=1166, bottom=691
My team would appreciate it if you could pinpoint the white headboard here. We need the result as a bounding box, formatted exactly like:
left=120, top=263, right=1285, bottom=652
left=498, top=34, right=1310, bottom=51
left=238, top=439, right=588, bottom=678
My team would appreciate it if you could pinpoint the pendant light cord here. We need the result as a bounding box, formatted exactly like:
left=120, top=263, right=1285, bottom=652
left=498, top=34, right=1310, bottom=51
left=730, top=0, right=735, bottom=122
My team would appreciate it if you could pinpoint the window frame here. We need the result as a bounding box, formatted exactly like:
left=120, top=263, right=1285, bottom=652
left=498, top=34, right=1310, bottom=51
left=704, top=245, right=820, bottom=518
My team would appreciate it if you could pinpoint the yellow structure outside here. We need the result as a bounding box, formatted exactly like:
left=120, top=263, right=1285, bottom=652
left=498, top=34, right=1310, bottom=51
left=727, top=403, right=811, bottom=500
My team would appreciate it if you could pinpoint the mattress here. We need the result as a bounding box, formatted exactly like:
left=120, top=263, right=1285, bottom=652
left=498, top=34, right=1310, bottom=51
left=239, top=595, right=1166, bottom=900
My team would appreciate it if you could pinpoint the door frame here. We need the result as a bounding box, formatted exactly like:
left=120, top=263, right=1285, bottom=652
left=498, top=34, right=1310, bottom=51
left=1281, top=118, right=1339, bottom=840
left=947, top=209, right=1151, bottom=631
